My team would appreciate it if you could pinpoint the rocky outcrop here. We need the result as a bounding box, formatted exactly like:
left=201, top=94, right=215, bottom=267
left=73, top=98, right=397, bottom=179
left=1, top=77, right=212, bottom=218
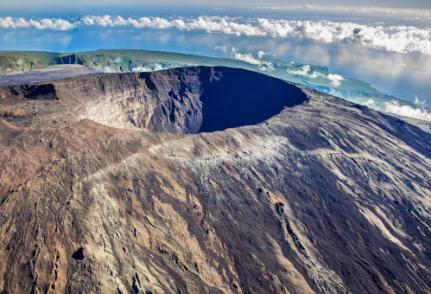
left=0, top=66, right=430, bottom=293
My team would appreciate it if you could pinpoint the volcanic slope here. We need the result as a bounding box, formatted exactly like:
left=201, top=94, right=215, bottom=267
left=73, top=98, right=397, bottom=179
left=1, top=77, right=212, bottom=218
left=0, top=66, right=430, bottom=294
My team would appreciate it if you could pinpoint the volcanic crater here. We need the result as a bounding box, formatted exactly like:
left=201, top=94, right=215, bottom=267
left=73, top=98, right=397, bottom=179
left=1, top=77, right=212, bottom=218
left=0, top=66, right=308, bottom=133
left=1, top=66, right=430, bottom=294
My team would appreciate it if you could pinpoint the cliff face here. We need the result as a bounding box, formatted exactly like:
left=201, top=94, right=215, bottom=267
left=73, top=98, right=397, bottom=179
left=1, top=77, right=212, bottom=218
left=0, top=66, right=431, bottom=294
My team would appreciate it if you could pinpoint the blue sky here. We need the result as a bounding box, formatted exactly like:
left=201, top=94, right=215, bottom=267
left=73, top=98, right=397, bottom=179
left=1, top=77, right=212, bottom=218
left=1, top=0, right=430, bottom=8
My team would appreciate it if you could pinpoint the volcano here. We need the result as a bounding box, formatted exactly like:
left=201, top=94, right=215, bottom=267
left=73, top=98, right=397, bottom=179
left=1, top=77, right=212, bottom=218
left=0, top=66, right=430, bottom=293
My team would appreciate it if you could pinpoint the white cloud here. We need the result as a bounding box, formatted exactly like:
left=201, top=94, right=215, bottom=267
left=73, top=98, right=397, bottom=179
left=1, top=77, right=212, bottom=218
left=384, top=100, right=431, bottom=121
left=327, top=73, right=344, bottom=87
left=287, top=65, right=311, bottom=76
left=0, top=16, right=75, bottom=31
left=257, top=50, right=265, bottom=59
left=77, top=16, right=431, bottom=56
left=287, top=65, right=345, bottom=88
left=1, top=15, right=431, bottom=55
left=363, top=99, right=376, bottom=107
left=414, top=95, right=427, bottom=107
left=132, top=64, right=174, bottom=72
left=231, top=48, right=261, bottom=65
left=227, top=47, right=273, bottom=71
left=95, top=63, right=177, bottom=73
left=287, top=64, right=325, bottom=79
left=308, top=71, right=324, bottom=79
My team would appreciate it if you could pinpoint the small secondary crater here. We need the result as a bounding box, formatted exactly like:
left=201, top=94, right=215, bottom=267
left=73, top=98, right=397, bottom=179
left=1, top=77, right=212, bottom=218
left=72, top=247, right=85, bottom=260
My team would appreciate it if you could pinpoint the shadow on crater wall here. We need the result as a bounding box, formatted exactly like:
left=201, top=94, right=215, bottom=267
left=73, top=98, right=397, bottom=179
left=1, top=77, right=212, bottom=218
left=197, top=67, right=307, bottom=133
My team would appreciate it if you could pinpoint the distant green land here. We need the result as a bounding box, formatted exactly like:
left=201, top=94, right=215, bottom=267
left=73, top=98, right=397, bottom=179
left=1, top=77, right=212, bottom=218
left=1, top=49, right=429, bottom=128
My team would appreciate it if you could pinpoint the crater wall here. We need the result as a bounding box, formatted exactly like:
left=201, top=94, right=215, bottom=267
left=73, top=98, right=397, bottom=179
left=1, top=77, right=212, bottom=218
left=0, top=66, right=308, bottom=133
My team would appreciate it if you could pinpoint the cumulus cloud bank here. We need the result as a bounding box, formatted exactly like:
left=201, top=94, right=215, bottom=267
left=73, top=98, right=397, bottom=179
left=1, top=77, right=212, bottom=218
left=384, top=100, right=431, bottom=121
left=1, top=15, right=431, bottom=55
left=0, top=16, right=75, bottom=31
left=355, top=98, right=431, bottom=122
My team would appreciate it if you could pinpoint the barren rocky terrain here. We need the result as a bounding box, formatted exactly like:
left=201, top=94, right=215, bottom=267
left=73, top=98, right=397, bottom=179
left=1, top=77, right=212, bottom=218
left=0, top=66, right=430, bottom=293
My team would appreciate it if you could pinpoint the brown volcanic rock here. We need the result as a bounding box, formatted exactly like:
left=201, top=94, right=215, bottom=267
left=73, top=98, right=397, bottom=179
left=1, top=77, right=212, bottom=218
left=0, top=66, right=430, bottom=293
